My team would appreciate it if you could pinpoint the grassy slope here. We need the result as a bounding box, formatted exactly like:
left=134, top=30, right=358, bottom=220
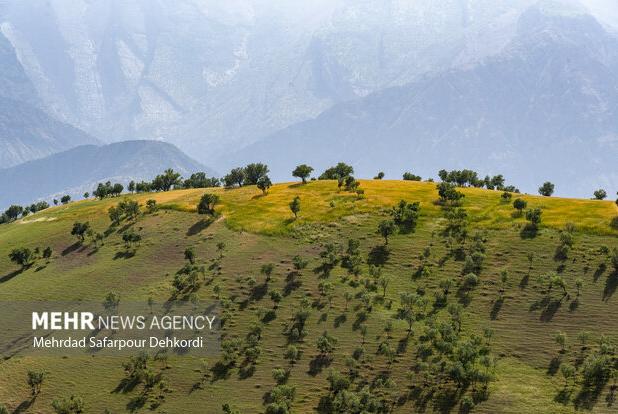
left=0, top=180, right=616, bottom=413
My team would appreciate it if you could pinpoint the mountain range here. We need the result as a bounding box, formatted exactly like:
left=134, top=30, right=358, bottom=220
left=230, top=5, right=618, bottom=195
left=0, top=30, right=99, bottom=167
left=0, top=0, right=617, bottom=198
left=0, top=140, right=210, bottom=208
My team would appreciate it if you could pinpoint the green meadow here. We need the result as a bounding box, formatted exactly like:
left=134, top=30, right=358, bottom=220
left=0, top=180, right=617, bottom=413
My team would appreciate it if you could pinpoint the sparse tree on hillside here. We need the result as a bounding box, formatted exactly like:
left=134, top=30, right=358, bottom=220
left=184, top=248, right=196, bottom=264
left=103, top=291, right=120, bottom=312
left=538, top=182, right=555, bottom=197
left=71, top=222, right=90, bottom=243
left=289, top=196, right=301, bottom=219
left=51, top=394, right=84, bottom=414
left=121, top=199, right=140, bottom=221
left=593, top=189, right=607, bottom=200
left=525, top=208, right=542, bottom=227
left=128, top=180, right=136, bottom=193
left=153, top=169, right=181, bottom=191
left=611, top=248, right=618, bottom=272
left=490, top=174, right=505, bottom=190
left=112, top=183, right=124, bottom=196
left=374, top=172, right=385, bottom=180
left=122, top=231, right=141, bottom=249
left=257, top=175, right=272, bottom=194
left=146, top=199, right=157, bottom=213
left=4, top=205, right=23, bottom=222
left=224, top=167, right=246, bottom=187
left=319, top=162, right=354, bottom=181
left=292, top=255, right=307, bottom=272
left=108, top=206, right=122, bottom=226
left=377, top=220, right=396, bottom=245
left=217, top=242, right=226, bottom=258
left=402, top=172, right=422, bottom=181
left=9, top=247, right=36, bottom=268
left=60, top=195, right=71, bottom=204
left=436, top=182, right=464, bottom=205
left=83, top=192, right=89, bottom=199
left=512, top=198, right=527, bottom=214
left=292, top=164, right=314, bottom=184
left=270, top=290, right=282, bottom=309
left=397, top=292, right=418, bottom=333
left=316, top=332, right=337, bottom=357
left=390, top=200, right=421, bottom=233
left=244, top=163, right=270, bottom=185
left=53, top=199, right=58, bottom=205
left=555, top=331, right=567, bottom=352
left=560, top=363, right=575, bottom=387
left=27, top=370, right=45, bottom=396
left=184, top=172, right=220, bottom=188
left=197, top=193, right=219, bottom=215
left=261, top=263, right=275, bottom=282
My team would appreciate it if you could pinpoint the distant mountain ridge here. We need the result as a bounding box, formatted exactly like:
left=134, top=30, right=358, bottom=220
left=0, top=30, right=99, bottom=167
left=228, top=6, right=618, bottom=197
left=0, top=140, right=213, bottom=208
left=0, top=96, right=100, bottom=168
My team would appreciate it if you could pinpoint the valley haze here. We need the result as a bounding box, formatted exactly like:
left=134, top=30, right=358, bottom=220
left=0, top=0, right=615, bottom=198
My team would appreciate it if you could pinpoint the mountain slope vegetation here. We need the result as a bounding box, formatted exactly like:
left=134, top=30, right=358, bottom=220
left=0, top=179, right=616, bottom=413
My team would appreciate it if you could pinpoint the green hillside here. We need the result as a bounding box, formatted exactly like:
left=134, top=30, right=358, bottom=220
left=0, top=180, right=617, bottom=413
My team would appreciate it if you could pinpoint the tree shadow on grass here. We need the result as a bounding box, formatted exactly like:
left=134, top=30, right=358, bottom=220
left=603, top=271, right=618, bottom=301
left=308, top=354, right=332, bottom=376
left=126, top=395, right=147, bottom=412
left=186, top=218, right=214, bottom=236
left=334, top=313, right=346, bottom=328
left=283, top=279, right=302, bottom=296
left=367, top=245, right=390, bottom=266
left=555, top=387, right=572, bottom=405
left=547, top=356, right=562, bottom=375
left=574, top=383, right=605, bottom=411
left=490, top=298, right=504, bottom=320
left=606, top=385, right=616, bottom=408
left=210, top=361, right=233, bottom=383
left=530, top=295, right=563, bottom=322
left=593, top=263, right=606, bottom=282
left=519, top=274, right=529, bottom=289
left=113, top=375, right=141, bottom=394
left=113, top=250, right=136, bottom=260
left=540, top=299, right=563, bottom=322
left=519, top=224, right=538, bottom=239
left=61, top=242, right=82, bottom=256
left=87, top=247, right=101, bottom=257
left=13, top=397, right=35, bottom=413
left=238, top=363, right=256, bottom=380
left=0, top=268, right=24, bottom=283
left=248, top=282, right=268, bottom=303
left=397, top=336, right=409, bottom=354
